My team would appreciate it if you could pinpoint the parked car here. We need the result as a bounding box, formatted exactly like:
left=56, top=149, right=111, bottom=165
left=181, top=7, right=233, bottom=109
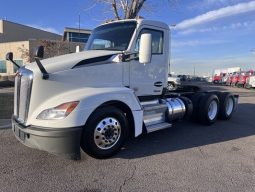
left=206, top=76, right=213, bottom=83
left=168, top=74, right=181, bottom=90
left=177, top=75, right=188, bottom=82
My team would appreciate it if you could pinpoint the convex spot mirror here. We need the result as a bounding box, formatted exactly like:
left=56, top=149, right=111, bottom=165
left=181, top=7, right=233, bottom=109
left=34, top=46, right=44, bottom=58
left=6, top=52, right=14, bottom=61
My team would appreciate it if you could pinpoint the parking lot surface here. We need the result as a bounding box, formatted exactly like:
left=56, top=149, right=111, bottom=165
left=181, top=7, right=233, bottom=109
left=0, top=85, right=255, bottom=192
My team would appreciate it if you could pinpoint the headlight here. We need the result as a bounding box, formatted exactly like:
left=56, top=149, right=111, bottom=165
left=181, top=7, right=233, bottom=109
left=37, top=101, right=79, bottom=120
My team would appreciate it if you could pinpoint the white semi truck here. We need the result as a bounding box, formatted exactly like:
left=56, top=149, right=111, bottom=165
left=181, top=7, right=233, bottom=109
left=7, top=19, right=238, bottom=160
left=246, top=75, right=255, bottom=88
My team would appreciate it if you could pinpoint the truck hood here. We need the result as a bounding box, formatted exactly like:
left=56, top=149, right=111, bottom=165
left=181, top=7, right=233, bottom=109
left=25, top=50, right=121, bottom=74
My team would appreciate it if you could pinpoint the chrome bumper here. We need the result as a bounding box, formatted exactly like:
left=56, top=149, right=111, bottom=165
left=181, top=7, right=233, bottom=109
left=12, top=116, right=82, bottom=160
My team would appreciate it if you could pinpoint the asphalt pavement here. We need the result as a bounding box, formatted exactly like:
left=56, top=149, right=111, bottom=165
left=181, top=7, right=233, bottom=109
left=0, top=84, right=255, bottom=192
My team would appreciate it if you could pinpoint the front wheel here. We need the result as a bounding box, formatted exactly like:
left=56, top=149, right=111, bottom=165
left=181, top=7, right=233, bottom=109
left=81, top=106, right=129, bottom=159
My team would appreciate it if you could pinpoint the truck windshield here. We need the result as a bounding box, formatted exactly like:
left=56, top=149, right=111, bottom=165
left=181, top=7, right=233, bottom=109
left=86, top=21, right=136, bottom=51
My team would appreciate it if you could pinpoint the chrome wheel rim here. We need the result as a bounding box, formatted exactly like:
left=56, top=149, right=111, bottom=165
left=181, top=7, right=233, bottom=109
left=226, top=97, right=234, bottom=116
left=208, top=100, right=218, bottom=120
left=168, top=83, right=174, bottom=90
left=94, top=117, right=121, bottom=150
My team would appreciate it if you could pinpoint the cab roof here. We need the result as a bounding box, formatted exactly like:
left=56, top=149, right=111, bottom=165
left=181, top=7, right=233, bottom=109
left=99, top=19, right=170, bottom=30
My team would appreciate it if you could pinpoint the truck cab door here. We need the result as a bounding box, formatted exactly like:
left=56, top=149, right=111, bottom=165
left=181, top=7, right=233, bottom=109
left=129, top=27, right=168, bottom=97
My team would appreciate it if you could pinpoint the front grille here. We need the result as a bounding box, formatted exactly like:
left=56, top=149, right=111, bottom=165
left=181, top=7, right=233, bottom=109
left=14, top=68, right=33, bottom=124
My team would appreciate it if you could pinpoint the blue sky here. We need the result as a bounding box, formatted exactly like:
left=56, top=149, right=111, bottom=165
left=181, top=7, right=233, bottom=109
left=1, top=0, right=255, bottom=75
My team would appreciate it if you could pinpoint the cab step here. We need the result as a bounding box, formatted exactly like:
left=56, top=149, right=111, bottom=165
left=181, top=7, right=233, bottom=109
left=142, top=102, right=167, bottom=126
left=146, top=122, right=172, bottom=133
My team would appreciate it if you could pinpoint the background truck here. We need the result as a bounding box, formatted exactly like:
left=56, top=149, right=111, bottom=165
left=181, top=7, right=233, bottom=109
left=7, top=19, right=239, bottom=160
left=245, top=71, right=255, bottom=88
left=237, top=70, right=254, bottom=88
left=213, top=67, right=241, bottom=84
left=213, top=73, right=226, bottom=84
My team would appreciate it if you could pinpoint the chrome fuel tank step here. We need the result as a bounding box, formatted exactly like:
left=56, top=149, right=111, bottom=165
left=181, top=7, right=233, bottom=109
left=142, top=100, right=167, bottom=127
left=141, top=98, right=187, bottom=133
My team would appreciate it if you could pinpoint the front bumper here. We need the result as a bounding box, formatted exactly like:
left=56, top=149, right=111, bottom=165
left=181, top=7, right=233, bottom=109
left=12, top=116, right=82, bottom=160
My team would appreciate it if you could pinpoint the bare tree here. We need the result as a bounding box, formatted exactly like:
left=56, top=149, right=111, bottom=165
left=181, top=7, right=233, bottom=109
left=18, top=45, right=34, bottom=63
left=18, top=40, right=79, bottom=63
left=93, top=0, right=178, bottom=21
left=39, top=40, right=70, bottom=58
left=97, top=0, right=147, bottom=20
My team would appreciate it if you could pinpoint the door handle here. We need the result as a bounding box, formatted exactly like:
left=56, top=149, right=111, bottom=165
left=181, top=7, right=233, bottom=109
left=154, top=81, right=163, bottom=87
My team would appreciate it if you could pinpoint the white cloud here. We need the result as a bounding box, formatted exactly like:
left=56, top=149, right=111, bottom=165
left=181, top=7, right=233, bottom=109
left=27, top=24, right=61, bottom=35
left=178, top=21, right=255, bottom=35
left=203, top=0, right=239, bottom=5
left=206, top=0, right=227, bottom=3
left=176, top=1, right=255, bottom=29
left=172, top=39, right=227, bottom=47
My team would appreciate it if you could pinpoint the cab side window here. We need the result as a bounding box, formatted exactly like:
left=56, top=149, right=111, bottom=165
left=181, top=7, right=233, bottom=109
left=135, top=29, right=164, bottom=54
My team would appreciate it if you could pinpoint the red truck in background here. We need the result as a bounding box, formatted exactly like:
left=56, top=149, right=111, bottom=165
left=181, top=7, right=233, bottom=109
left=213, top=73, right=226, bottom=84
left=231, top=72, right=241, bottom=86
left=226, top=73, right=234, bottom=86
left=237, top=70, right=254, bottom=87
left=213, top=74, right=221, bottom=83
left=213, top=67, right=240, bottom=85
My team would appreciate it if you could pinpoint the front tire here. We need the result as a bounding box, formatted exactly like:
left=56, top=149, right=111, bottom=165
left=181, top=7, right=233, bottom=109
left=81, top=106, right=129, bottom=159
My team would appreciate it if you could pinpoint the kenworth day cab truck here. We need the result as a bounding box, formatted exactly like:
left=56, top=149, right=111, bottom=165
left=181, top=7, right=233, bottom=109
left=7, top=19, right=238, bottom=160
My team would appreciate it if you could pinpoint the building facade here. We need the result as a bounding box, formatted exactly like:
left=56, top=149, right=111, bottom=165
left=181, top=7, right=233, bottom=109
left=63, top=28, right=91, bottom=43
left=0, top=20, right=88, bottom=76
left=0, top=20, right=62, bottom=43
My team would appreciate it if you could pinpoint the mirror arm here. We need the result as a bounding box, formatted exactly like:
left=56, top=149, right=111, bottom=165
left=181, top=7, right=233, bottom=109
left=121, top=52, right=139, bottom=62
left=10, top=60, right=20, bottom=69
left=34, top=57, right=49, bottom=79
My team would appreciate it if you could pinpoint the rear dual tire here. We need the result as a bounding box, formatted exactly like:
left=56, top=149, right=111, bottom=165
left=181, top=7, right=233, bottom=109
left=198, top=94, right=219, bottom=125
left=218, top=93, right=235, bottom=120
left=191, top=92, right=235, bottom=125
